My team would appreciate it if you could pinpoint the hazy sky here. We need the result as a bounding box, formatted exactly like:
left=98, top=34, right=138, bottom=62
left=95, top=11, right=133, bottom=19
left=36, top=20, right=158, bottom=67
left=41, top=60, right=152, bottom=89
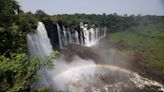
left=17, top=0, right=164, bottom=15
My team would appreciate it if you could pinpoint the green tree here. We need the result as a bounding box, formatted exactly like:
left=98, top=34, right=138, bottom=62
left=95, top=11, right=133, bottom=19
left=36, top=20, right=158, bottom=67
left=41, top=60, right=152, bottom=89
left=0, top=51, right=59, bottom=92
left=35, top=9, right=51, bottom=22
left=0, top=0, right=20, bottom=27
left=0, top=0, right=58, bottom=91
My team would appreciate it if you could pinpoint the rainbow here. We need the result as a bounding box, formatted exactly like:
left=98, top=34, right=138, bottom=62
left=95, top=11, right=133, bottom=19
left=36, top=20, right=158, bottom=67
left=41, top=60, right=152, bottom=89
left=54, top=64, right=132, bottom=80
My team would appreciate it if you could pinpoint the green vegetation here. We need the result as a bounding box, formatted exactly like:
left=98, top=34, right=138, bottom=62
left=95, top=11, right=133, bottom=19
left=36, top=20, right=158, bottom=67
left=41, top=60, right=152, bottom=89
left=0, top=0, right=164, bottom=91
left=56, top=13, right=137, bottom=31
left=109, top=22, right=164, bottom=83
left=0, top=0, right=37, bottom=55
left=57, top=13, right=164, bottom=83
left=0, top=53, right=56, bottom=92
left=0, top=0, right=58, bottom=91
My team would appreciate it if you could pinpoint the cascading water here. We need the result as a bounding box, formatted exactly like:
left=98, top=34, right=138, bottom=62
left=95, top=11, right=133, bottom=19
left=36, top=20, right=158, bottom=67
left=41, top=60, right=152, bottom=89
left=27, top=22, right=164, bottom=92
left=90, top=28, right=95, bottom=44
left=83, top=27, right=90, bottom=46
left=56, top=22, right=107, bottom=48
left=63, top=27, right=68, bottom=46
left=74, top=30, right=80, bottom=44
left=80, top=31, right=84, bottom=45
left=56, top=23, right=63, bottom=49
left=27, top=22, right=53, bottom=58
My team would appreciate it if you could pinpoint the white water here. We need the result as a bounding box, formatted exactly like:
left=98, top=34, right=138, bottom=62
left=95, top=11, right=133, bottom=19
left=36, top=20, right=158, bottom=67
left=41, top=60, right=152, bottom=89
left=57, top=23, right=63, bottom=49
left=44, top=56, right=164, bottom=92
left=63, top=27, right=68, bottom=46
left=27, top=22, right=53, bottom=58
left=83, top=27, right=90, bottom=46
left=27, top=22, right=164, bottom=92
left=56, top=22, right=107, bottom=48
left=80, top=31, right=84, bottom=45
left=67, top=30, right=72, bottom=43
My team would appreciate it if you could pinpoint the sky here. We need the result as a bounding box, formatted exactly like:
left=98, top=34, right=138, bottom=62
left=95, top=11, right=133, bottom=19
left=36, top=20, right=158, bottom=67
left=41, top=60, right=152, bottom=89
left=17, top=0, right=164, bottom=15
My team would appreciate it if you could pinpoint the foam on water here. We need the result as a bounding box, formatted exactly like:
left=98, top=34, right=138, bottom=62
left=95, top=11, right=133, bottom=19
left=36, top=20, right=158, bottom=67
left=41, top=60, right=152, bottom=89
left=27, top=22, right=53, bottom=58
left=27, top=22, right=164, bottom=92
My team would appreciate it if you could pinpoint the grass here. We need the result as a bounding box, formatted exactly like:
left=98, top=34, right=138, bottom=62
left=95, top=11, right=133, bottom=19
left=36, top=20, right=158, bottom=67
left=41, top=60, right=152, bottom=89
left=108, top=23, right=164, bottom=83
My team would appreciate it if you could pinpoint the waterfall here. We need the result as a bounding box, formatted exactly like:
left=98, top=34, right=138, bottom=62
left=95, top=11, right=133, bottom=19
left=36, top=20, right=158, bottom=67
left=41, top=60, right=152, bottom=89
left=67, top=30, right=72, bottom=43
left=27, top=22, right=53, bottom=58
left=63, top=26, right=68, bottom=46
left=78, top=23, right=107, bottom=46
left=28, top=22, right=107, bottom=52
left=57, top=23, right=63, bottom=49
left=26, top=22, right=164, bottom=92
left=74, top=30, right=79, bottom=44
left=89, top=28, right=96, bottom=45
left=83, top=29, right=90, bottom=46
left=80, top=31, right=84, bottom=45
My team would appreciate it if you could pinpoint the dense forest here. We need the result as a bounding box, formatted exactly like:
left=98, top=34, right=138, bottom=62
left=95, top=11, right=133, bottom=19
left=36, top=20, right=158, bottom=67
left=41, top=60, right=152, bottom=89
left=0, top=0, right=164, bottom=91
left=0, top=0, right=56, bottom=91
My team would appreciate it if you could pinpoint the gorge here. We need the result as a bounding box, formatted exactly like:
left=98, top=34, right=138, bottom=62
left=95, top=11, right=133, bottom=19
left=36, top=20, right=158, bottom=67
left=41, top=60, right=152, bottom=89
left=27, top=22, right=164, bottom=92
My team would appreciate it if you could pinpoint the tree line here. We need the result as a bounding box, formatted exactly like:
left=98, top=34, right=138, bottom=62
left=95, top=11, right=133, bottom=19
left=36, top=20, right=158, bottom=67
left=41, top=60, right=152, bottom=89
left=0, top=0, right=164, bottom=91
left=0, top=0, right=56, bottom=91
left=57, top=13, right=164, bottom=32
